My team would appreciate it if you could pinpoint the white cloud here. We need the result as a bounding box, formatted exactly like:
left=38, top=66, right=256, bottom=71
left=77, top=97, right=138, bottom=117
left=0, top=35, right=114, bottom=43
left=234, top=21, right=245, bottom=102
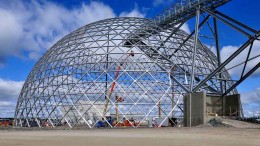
left=180, top=23, right=190, bottom=34
left=0, top=1, right=115, bottom=62
left=0, top=78, right=23, bottom=117
left=205, top=44, right=217, bottom=55
left=220, top=40, right=260, bottom=77
left=0, top=78, right=24, bottom=101
left=241, top=88, right=260, bottom=105
left=174, top=22, right=190, bottom=34
left=0, top=8, right=23, bottom=60
left=0, top=1, right=145, bottom=65
left=119, top=4, right=145, bottom=18
left=0, top=101, right=13, bottom=107
left=241, top=87, right=260, bottom=117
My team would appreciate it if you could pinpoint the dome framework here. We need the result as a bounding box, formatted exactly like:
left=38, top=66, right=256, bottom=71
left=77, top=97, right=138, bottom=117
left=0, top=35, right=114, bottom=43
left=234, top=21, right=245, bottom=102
left=14, top=17, right=235, bottom=128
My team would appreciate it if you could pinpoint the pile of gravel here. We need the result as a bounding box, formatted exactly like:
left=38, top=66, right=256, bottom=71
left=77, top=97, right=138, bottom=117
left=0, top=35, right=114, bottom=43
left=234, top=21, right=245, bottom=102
left=208, top=118, right=233, bottom=127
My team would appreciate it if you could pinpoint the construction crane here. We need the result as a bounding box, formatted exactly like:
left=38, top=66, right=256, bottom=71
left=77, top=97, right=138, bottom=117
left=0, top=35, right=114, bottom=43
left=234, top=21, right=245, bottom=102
left=102, top=50, right=134, bottom=119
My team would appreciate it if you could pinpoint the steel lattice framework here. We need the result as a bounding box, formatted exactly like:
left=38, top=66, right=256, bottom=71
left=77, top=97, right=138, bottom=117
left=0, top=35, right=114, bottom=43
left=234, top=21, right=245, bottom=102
left=14, top=17, right=233, bottom=128
left=14, top=0, right=259, bottom=128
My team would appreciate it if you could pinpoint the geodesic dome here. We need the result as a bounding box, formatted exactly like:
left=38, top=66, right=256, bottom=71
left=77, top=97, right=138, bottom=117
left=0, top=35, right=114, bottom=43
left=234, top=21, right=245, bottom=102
left=14, top=17, right=234, bottom=128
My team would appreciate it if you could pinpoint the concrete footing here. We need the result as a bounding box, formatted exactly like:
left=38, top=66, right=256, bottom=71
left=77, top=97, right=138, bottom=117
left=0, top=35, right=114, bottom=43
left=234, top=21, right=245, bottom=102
left=184, top=92, right=241, bottom=127
left=184, top=92, right=206, bottom=127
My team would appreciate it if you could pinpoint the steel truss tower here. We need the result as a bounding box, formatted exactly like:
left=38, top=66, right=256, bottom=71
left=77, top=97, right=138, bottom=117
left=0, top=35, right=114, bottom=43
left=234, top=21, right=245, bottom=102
left=14, top=0, right=259, bottom=128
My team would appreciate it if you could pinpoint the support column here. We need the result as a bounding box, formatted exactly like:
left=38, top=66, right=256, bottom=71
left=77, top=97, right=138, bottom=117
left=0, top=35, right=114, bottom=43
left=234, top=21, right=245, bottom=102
left=184, top=92, right=206, bottom=127
left=214, top=18, right=223, bottom=94
left=223, top=94, right=241, bottom=117
left=189, top=7, right=200, bottom=127
left=190, top=8, right=200, bottom=91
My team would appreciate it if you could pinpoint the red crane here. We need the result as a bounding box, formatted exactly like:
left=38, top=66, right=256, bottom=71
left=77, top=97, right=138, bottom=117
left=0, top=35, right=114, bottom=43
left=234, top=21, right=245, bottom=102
left=102, top=50, right=134, bottom=118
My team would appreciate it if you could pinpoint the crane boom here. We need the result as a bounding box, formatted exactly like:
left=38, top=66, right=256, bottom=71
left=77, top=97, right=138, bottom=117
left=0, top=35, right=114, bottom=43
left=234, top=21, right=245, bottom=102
left=103, top=65, right=121, bottom=117
left=102, top=51, right=134, bottom=118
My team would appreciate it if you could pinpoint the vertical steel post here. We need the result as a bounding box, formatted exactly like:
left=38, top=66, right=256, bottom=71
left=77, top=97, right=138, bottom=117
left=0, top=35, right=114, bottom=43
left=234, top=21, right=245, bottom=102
left=171, top=77, right=175, bottom=118
left=105, top=27, right=109, bottom=99
left=190, top=8, right=200, bottom=92
left=189, top=7, right=200, bottom=127
left=214, top=18, right=223, bottom=93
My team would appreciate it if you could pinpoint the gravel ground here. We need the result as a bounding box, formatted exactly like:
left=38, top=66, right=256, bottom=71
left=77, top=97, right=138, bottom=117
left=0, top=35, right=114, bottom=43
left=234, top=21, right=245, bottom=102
left=198, top=118, right=260, bottom=128
left=0, top=127, right=259, bottom=146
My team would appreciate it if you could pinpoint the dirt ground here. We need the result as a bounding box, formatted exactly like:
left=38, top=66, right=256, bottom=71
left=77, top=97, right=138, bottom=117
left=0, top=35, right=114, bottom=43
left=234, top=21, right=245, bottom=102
left=0, top=127, right=259, bottom=146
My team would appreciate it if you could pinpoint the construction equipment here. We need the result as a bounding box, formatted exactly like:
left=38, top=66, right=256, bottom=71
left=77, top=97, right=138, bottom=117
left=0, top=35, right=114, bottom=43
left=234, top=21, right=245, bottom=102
left=102, top=50, right=134, bottom=119
left=115, top=95, right=124, bottom=122
left=0, top=118, right=13, bottom=127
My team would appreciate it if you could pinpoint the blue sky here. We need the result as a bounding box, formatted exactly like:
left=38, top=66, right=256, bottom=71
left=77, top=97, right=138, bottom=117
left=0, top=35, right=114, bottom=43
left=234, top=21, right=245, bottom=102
left=0, top=0, right=259, bottom=117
